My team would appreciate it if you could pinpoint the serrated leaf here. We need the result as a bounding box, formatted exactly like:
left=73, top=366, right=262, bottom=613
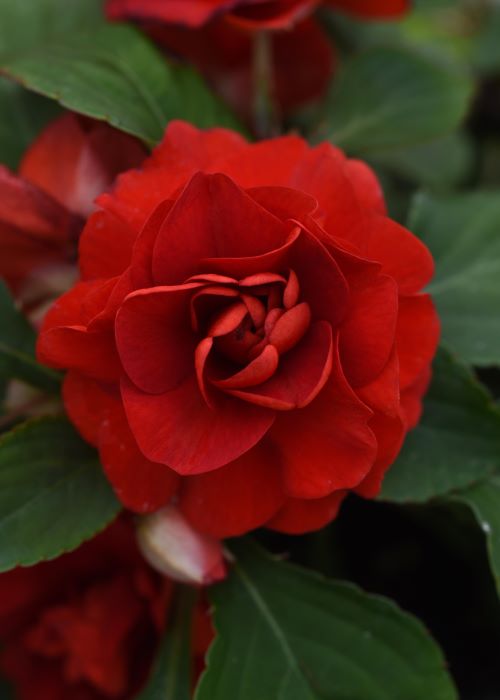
left=409, top=191, right=500, bottom=365
left=452, top=479, right=500, bottom=595
left=0, top=416, right=120, bottom=571
left=1, top=23, right=243, bottom=146
left=324, top=46, right=474, bottom=154
left=380, top=348, right=500, bottom=503
left=0, top=280, right=60, bottom=392
left=196, top=539, right=456, bottom=700
left=138, top=588, right=196, bottom=700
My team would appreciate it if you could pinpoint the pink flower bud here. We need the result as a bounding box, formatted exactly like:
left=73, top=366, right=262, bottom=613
left=136, top=506, right=227, bottom=586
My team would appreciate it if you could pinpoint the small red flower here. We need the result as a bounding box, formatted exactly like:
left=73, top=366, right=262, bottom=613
left=0, top=113, right=145, bottom=301
left=106, top=0, right=410, bottom=120
left=106, top=0, right=408, bottom=29
left=0, top=520, right=174, bottom=700
left=37, top=121, right=439, bottom=538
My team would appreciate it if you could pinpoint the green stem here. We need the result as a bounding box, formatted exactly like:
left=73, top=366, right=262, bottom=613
left=252, top=31, right=279, bottom=138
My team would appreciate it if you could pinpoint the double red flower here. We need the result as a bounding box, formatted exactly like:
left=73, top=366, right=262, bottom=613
left=37, top=121, right=439, bottom=538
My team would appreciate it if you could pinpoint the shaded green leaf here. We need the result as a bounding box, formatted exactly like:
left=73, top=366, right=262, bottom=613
left=370, top=132, right=473, bottom=189
left=324, top=46, right=474, bottom=154
left=0, top=280, right=60, bottom=392
left=0, top=77, right=60, bottom=169
left=0, top=416, right=120, bottom=571
left=410, top=191, right=500, bottom=365
left=196, top=539, right=456, bottom=700
left=0, top=0, right=102, bottom=57
left=1, top=24, right=243, bottom=146
left=138, top=587, right=196, bottom=700
left=381, top=348, right=500, bottom=503
left=453, top=479, right=500, bottom=595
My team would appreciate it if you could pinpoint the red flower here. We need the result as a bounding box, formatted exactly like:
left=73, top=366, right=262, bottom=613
left=106, top=1, right=410, bottom=120
left=0, top=113, right=145, bottom=302
left=0, top=519, right=173, bottom=700
left=37, top=121, right=439, bottom=538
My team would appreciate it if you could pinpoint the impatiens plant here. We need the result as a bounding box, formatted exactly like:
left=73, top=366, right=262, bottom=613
left=1, top=0, right=500, bottom=698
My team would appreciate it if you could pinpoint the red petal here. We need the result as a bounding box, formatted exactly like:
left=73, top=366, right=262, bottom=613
left=228, top=320, right=333, bottom=410
left=152, top=172, right=286, bottom=284
left=107, top=0, right=241, bottom=27
left=397, top=294, right=440, bottom=389
left=363, top=215, right=435, bottom=295
left=212, top=344, right=279, bottom=389
left=121, top=375, right=275, bottom=474
left=130, top=199, right=175, bottom=288
left=100, top=405, right=180, bottom=513
left=20, top=113, right=145, bottom=218
left=38, top=325, right=120, bottom=381
left=344, top=159, right=386, bottom=215
left=203, top=225, right=300, bottom=279
left=247, top=186, right=318, bottom=221
left=339, top=272, right=399, bottom=387
left=179, top=440, right=285, bottom=537
left=268, top=302, right=311, bottom=354
left=355, top=411, right=405, bottom=498
left=267, top=491, right=346, bottom=534
left=116, top=284, right=200, bottom=394
left=289, top=228, right=350, bottom=327
left=327, top=0, right=409, bottom=19
left=228, top=0, right=319, bottom=30
left=63, top=371, right=119, bottom=446
left=79, top=210, right=137, bottom=281
left=356, top=347, right=400, bottom=418
left=270, top=339, right=376, bottom=499
left=400, top=366, right=432, bottom=429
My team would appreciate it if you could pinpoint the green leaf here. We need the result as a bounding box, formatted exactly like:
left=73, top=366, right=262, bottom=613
left=0, top=280, right=61, bottom=392
left=409, top=191, right=500, bottom=365
left=452, top=479, right=500, bottom=596
left=196, top=539, right=456, bottom=700
left=1, top=23, right=243, bottom=146
left=380, top=348, right=500, bottom=503
left=324, top=46, right=474, bottom=154
left=0, top=0, right=102, bottom=57
left=370, top=132, right=473, bottom=189
left=0, top=678, right=13, bottom=700
left=138, top=587, right=196, bottom=700
left=0, top=416, right=120, bottom=571
left=0, top=77, right=60, bottom=169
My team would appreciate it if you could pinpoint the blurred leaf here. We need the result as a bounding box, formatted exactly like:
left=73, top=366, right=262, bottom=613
left=323, top=46, right=474, bottom=154
left=0, top=416, right=120, bottom=571
left=370, top=132, right=473, bottom=189
left=1, top=24, right=243, bottom=146
left=197, top=539, right=457, bottom=700
left=453, top=479, right=500, bottom=595
left=409, top=191, right=500, bottom=365
left=0, top=679, right=13, bottom=700
left=381, top=348, right=500, bottom=503
left=0, top=0, right=102, bottom=56
left=0, top=280, right=61, bottom=392
left=0, top=78, right=60, bottom=169
left=138, top=587, right=196, bottom=700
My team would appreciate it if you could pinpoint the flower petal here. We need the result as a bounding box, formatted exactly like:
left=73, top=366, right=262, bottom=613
left=270, top=337, right=377, bottom=498
left=267, top=491, right=346, bottom=534
left=115, top=284, right=200, bottom=394
left=397, top=294, right=440, bottom=389
left=152, top=172, right=287, bottom=285
left=179, top=440, right=285, bottom=537
left=228, top=320, right=333, bottom=410
left=121, top=374, right=275, bottom=474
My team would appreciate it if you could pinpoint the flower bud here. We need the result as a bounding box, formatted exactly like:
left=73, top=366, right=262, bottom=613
left=136, top=506, right=227, bottom=586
